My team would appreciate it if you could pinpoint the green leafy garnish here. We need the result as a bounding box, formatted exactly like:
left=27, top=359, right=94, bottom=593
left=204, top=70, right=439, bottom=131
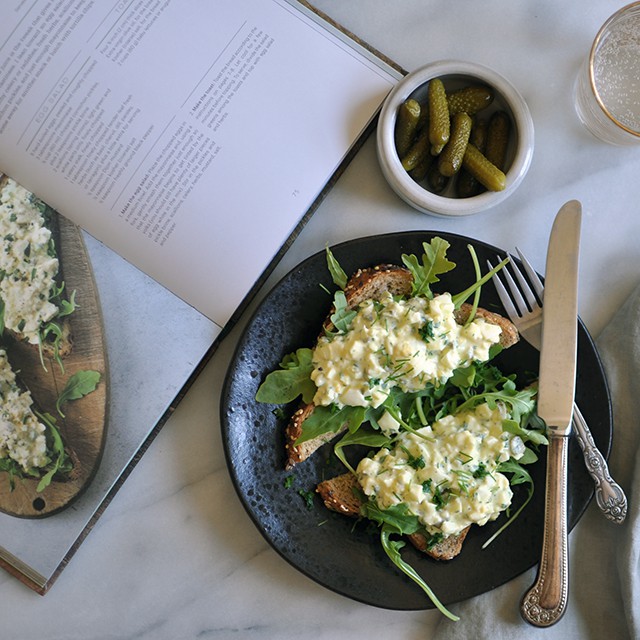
left=34, top=411, right=73, bottom=493
left=328, top=290, right=357, bottom=334
left=450, top=256, right=509, bottom=309
left=326, top=246, right=348, bottom=290
left=295, top=404, right=366, bottom=445
left=361, top=501, right=459, bottom=621
left=334, top=427, right=391, bottom=474
left=482, top=460, right=535, bottom=548
left=402, top=237, right=456, bottom=299
left=255, top=348, right=316, bottom=404
left=56, top=369, right=101, bottom=417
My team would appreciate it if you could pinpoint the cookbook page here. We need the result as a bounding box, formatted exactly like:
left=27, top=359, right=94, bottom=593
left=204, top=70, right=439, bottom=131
left=0, top=0, right=398, bottom=325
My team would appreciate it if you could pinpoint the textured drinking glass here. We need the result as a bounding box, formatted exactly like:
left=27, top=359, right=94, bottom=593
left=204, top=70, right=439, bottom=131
left=574, top=2, right=640, bottom=145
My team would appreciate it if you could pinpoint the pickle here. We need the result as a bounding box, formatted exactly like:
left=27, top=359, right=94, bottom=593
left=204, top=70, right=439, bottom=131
left=395, top=99, right=422, bottom=158
left=416, top=102, right=429, bottom=132
left=456, top=118, right=488, bottom=197
left=401, top=129, right=430, bottom=171
left=447, top=86, right=494, bottom=116
left=428, top=78, right=450, bottom=155
left=427, top=165, right=449, bottom=193
left=438, top=112, right=472, bottom=177
left=409, top=149, right=434, bottom=182
left=462, top=144, right=506, bottom=191
left=484, top=110, right=511, bottom=170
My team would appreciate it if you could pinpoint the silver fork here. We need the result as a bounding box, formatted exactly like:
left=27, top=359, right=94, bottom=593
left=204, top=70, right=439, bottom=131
left=489, top=249, right=627, bottom=524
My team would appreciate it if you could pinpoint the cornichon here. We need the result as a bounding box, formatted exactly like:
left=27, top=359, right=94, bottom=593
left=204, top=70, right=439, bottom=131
left=456, top=118, right=488, bottom=197
left=401, top=130, right=430, bottom=171
left=428, top=78, right=450, bottom=155
left=395, top=99, right=422, bottom=158
left=484, top=110, right=511, bottom=170
left=462, top=144, right=506, bottom=191
left=427, top=165, right=448, bottom=193
left=438, top=112, right=473, bottom=177
left=448, top=86, right=494, bottom=116
left=410, top=150, right=434, bottom=182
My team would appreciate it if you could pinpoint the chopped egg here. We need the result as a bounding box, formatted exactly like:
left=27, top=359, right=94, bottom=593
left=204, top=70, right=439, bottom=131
left=311, top=292, right=502, bottom=409
left=0, top=178, right=60, bottom=345
left=356, top=402, right=524, bottom=537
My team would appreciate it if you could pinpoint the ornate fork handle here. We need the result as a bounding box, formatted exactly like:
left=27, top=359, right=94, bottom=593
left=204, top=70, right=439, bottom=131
left=572, top=403, right=627, bottom=524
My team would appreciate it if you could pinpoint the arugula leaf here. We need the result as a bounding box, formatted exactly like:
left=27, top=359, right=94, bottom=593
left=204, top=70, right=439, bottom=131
left=334, top=427, right=391, bottom=473
left=56, top=370, right=101, bottom=417
left=451, top=256, right=509, bottom=309
left=328, top=290, right=357, bottom=334
left=361, top=501, right=422, bottom=534
left=502, top=418, right=549, bottom=447
left=325, top=246, right=348, bottom=290
left=380, top=524, right=459, bottom=621
left=455, top=385, right=537, bottom=425
left=463, top=244, right=482, bottom=325
left=401, top=238, right=456, bottom=298
left=482, top=459, right=534, bottom=548
left=255, top=348, right=316, bottom=404
left=34, top=411, right=73, bottom=493
left=295, top=404, right=365, bottom=444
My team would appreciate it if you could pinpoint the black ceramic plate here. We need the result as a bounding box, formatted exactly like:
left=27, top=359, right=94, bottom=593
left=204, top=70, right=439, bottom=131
left=221, top=231, right=612, bottom=611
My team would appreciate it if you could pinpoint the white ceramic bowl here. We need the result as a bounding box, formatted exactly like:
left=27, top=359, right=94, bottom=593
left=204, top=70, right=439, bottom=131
left=376, top=60, right=534, bottom=216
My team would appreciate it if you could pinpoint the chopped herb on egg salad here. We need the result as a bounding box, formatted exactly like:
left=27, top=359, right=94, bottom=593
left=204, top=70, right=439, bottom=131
left=256, top=238, right=547, bottom=619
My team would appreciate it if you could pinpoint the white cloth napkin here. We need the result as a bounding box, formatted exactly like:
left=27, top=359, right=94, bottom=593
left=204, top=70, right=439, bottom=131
left=433, top=284, right=640, bottom=640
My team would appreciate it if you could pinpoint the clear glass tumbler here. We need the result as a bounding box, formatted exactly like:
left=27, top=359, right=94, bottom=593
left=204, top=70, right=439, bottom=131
left=574, top=2, right=640, bottom=145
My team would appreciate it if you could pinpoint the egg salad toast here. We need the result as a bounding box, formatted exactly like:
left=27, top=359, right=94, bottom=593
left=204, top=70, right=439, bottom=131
left=0, top=176, right=80, bottom=492
left=0, top=175, right=75, bottom=365
left=283, top=263, right=519, bottom=470
left=256, top=238, right=546, bottom=619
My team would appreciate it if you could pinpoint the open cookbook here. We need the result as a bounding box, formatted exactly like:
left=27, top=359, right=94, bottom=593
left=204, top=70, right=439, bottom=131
left=0, top=0, right=402, bottom=592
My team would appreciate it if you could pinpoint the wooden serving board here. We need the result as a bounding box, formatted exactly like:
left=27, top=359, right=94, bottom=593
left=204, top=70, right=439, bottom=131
left=0, top=215, right=108, bottom=518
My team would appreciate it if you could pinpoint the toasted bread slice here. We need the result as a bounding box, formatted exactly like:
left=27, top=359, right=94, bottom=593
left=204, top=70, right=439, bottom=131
left=407, top=527, right=470, bottom=561
left=455, top=302, right=519, bottom=349
left=284, top=402, right=348, bottom=470
left=317, top=472, right=469, bottom=560
left=322, top=264, right=413, bottom=334
left=284, top=265, right=519, bottom=469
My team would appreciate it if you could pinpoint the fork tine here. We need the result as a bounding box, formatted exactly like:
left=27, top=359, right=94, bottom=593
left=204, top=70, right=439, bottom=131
left=515, top=247, right=545, bottom=300
left=487, top=260, right=520, bottom=318
left=506, top=252, right=540, bottom=311
left=488, top=259, right=532, bottom=319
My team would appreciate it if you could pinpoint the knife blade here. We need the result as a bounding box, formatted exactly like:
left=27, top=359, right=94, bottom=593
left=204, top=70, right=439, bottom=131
left=520, top=200, right=582, bottom=627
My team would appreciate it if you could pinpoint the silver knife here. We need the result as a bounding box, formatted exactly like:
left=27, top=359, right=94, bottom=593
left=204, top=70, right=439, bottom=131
left=520, top=201, right=581, bottom=627
left=506, top=248, right=626, bottom=524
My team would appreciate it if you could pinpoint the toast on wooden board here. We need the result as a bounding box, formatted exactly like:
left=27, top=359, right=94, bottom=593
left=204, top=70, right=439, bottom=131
left=0, top=174, right=74, bottom=362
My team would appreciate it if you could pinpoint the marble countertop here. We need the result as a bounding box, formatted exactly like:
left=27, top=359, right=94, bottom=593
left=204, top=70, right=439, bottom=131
left=3, top=1, right=639, bottom=638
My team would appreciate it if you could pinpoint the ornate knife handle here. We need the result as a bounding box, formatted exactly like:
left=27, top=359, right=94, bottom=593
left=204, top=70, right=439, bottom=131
left=572, top=404, right=627, bottom=524
left=521, top=436, right=569, bottom=627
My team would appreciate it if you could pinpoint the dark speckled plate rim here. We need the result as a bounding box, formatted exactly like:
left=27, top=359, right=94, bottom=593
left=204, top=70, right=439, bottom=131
left=220, top=230, right=612, bottom=611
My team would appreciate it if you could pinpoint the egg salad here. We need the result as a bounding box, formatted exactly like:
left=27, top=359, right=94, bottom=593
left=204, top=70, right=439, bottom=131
left=311, top=291, right=502, bottom=409
left=0, top=178, right=61, bottom=345
left=0, top=348, right=48, bottom=473
left=357, top=401, right=526, bottom=537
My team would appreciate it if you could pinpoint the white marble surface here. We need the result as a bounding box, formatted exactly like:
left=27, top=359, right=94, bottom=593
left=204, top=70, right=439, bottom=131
left=3, top=1, right=640, bottom=638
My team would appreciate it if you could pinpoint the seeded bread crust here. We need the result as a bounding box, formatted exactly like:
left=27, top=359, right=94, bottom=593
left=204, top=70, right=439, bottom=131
left=316, top=472, right=470, bottom=560
left=284, top=264, right=519, bottom=469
